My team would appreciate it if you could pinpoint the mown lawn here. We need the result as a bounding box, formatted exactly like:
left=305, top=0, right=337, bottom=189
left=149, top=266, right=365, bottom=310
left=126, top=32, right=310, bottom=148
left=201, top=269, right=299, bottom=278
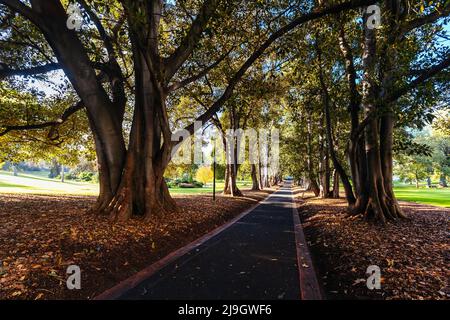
left=0, top=170, right=99, bottom=195
left=393, top=184, right=450, bottom=208
left=2, top=171, right=448, bottom=207
left=0, top=170, right=251, bottom=196
left=168, top=181, right=251, bottom=194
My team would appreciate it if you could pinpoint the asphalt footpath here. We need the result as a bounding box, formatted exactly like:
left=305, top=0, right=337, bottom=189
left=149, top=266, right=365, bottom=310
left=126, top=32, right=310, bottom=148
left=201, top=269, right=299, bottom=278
left=118, top=183, right=301, bottom=300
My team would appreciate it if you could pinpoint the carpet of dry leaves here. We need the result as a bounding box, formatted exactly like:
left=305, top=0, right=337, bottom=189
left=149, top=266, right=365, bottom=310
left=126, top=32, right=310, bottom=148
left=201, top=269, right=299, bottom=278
left=296, top=190, right=449, bottom=300
left=0, top=189, right=273, bottom=300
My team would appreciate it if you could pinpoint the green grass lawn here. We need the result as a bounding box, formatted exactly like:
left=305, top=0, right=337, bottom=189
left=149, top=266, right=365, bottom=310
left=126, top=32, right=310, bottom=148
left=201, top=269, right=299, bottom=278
left=1, top=171, right=447, bottom=208
left=0, top=170, right=251, bottom=196
left=393, top=184, right=450, bottom=208
left=168, top=181, right=252, bottom=194
left=0, top=170, right=99, bottom=195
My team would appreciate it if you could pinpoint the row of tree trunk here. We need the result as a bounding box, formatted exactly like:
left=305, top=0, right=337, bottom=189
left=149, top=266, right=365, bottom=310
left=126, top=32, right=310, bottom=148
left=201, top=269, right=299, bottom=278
left=303, top=3, right=420, bottom=223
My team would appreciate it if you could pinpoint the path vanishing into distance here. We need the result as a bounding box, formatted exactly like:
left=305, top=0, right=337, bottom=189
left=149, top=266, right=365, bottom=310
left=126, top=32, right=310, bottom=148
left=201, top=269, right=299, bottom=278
left=96, top=182, right=321, bottom=300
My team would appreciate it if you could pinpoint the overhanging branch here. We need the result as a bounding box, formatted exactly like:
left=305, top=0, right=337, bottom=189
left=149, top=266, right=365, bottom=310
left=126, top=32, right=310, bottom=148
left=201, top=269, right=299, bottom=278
left=387, top=56, right=450, bottom=103
left=77, top=0, right=116, bottom=60
left=178, top=0, right=377, bottom=141
left=166, top=49, right=232, bottom=93
left=353, top=57, right=450, bottom=138
left=400, top=4, right=450, bottom=36
left=0, top=0, right=44, bottom=27
left=163, top=0, right=220, bottom=82
left=0, top=62, right=60, bottom=79
left=0, top=101, right=84, bottom=138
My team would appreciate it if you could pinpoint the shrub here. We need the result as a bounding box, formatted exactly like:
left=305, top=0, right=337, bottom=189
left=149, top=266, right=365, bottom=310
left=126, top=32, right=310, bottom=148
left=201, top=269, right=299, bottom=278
left=166, top=181, right=177, bottom=188
left=65, top=172, right=77, bottom=180
left=78, top=171, right=95, bottom=181
left=91, top=173, right=99, bottom=183
left=196, top=167, right=213, bottom=184
left=193, top=181, right=204, bottom=188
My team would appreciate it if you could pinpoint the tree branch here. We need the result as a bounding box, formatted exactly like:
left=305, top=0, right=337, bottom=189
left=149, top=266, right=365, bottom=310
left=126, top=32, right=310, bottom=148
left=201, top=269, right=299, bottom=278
left=0, top=62, right=60, bottom=79
left=192, top=94, right=224, bottom=133
left=0, top=0, right=44, bottom=27
left=178, top=0, right=377, bottom=140
left=338, top=26, right=360, bottom=110
left=400, top=4, right=450, bottom=36
left=352, top=57, right=450, bottom=140
left=166, top=49, right=231, bottom=92
left=0, top=101, right=84, bottom=138
left=77, top=0, right=116, bottom=60
left=351, top=110, right=375, bottom=140
left=387, top=56, right=450, bottom=103
left=163, top=0, right=219, bottom=82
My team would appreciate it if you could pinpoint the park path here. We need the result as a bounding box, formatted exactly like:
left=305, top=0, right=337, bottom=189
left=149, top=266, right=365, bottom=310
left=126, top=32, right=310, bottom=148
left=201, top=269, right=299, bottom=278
left=99, top=182, right=313, bottom=300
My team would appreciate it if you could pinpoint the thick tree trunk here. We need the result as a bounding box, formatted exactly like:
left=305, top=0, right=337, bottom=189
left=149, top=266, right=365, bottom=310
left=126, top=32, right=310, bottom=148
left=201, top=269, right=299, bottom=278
left=87, top=122, right=122, bottom=212
left=99, top=30, right=177, bottom=220
left=222, top=131, right=243, bottom=196
left=223, top=103, right=243, bottom=196
left=262, top=167, right=270, bottom=188
left=251, top=163, right=260, bottom=190
left=307, top=177, right=320, bottom=196
left=354, top=11, right=384, bottom=222
left=377, top=1, right=407, bottom=220
left=258, top=163, right=264, bottom=190
left=354, top=9, right=405, bottom=223
left=93, top=0, right=180, bottom=221
left=349, top=135, right=369, bottom=214
left=318, top=132, right=331, bottom=198
left=357, top=15, right=379, bottom=221
left=30, top=0, right=126, bottom=212
left=363, top=118, right=390, bottom=223
left=306, top=111, right=320, bottom=196
left=223, top=163, right=243, bottom=196
left=29, top=1, right=188, bottom=222
left=28, top=0, right=180, bottom=223
left=104, top=94, right=176, bottom=220
left=380, top=110, right=406, bottom=218
left=338, top=25, right=372, bottom=213
left=316, top=40, right=356, bottom=204
left=332, top=169, right=340, bottom=198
